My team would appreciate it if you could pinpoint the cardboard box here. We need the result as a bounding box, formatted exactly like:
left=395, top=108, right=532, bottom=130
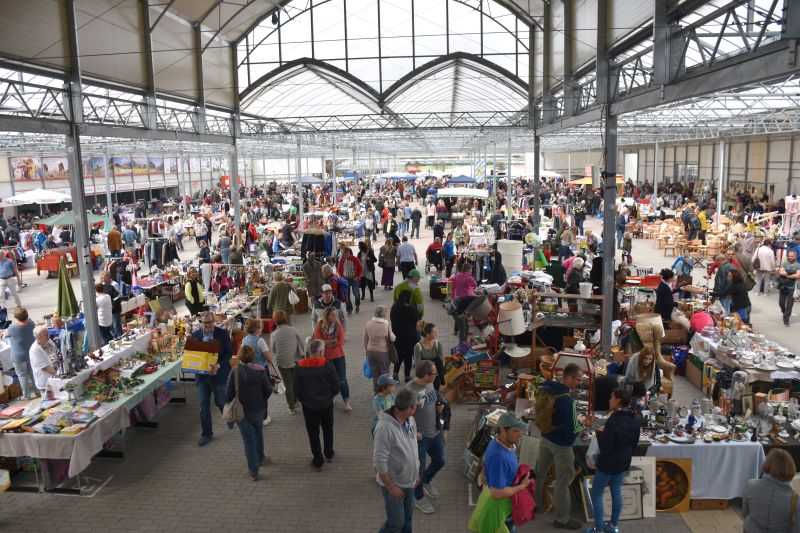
left=754, top=392, right=767, bottom=414
left=690, top=499, right=728, bottom=510
left=662, top=323, right=688, bottom=344
left=686, top=358, right=703, bottom=390
left=7, top=382, right=22, bottom=400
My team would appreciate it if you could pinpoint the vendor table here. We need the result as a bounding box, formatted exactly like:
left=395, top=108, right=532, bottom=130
left=646, top=439, right=765, bottom=500
left=694, top=333, right=800, bottom=383
left=0, top=357, right=184, bottom=490
left=49, top=331, right=153, bottom=397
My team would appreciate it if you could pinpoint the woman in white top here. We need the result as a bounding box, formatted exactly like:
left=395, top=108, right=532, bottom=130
left=752, top=237, right=777, bottom=296
left=95, top=283, right=114, bottom=345
left=29, top=325, right=57, bottom=394
left=363, top=306, right=396, bottom=390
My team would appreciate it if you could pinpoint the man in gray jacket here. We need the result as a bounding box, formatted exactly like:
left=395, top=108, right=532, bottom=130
left=373, top=388, right=420, bottom=533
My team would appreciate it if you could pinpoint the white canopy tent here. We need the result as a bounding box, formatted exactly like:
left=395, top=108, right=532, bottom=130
left=4, top=188, right=72, bottom=205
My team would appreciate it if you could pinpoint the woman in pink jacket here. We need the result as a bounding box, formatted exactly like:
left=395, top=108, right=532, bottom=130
left=363, top=305, right=396, bottom=390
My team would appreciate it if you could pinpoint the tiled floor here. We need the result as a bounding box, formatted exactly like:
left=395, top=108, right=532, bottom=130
left=0, top=209, right=771, bottom=531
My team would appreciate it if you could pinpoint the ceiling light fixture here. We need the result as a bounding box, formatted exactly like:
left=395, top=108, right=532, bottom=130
left=271, top=11, right=279, bottom=25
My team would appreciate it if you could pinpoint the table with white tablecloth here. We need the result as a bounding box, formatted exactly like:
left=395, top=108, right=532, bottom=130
left=0, top=356, right=184, bottom=482
left=646, top=438, right=765, bottom=499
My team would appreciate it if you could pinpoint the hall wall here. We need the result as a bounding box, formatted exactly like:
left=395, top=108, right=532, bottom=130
left=543, top=134, right=799, bottom=201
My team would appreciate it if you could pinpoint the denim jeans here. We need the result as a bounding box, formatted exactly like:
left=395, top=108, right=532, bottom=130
left=779, top=288, right=795, bottom=324
left=414, top=432, right=446, bottom=500
left=196, top=375, right=226, bottom=437
left=616, top=229, right=625, bottom=248
left=592, top=469, right=625, bottom=528
left=330, top=356, right=350, bottom=401
left=379, top=485, right=414, bottom=533
left=398, top=221, right=406, bottom=236
left=13, top=359, right=36, bottom=398
left=112, top=312, right=123, bottom=338
left=99, top=325, right=113, bottom=345
left=302, top=405, right=334, bottom=467
left=237, top=409, right=265, bottom=475
left=411, top=222, right=420, bottom=239
left=720, top=295, right=731, bottom=315
left=346, top=279, right=360, bottom=312
left=221, top=251, right=230, bottom=265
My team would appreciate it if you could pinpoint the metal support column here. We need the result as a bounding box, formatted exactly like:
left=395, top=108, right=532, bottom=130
left=601, top=114, right=618, bottom=356
left=296, top=139, right=304, bottom=222
left=103, top=152, right=113, bottom=212
left=654, top=141, right=659, bottom=194
left=230, top=145, right=240, bottom=231
left=533, top=136, right=541, bottom=232
left=65, top=0, right=100, bottom=351
left=332, top=143, right=337, bottom=206
left=507, top=138, right=513, bottom=216
left=493, top=142, right=497, bottom=210
left=717, top=138, right=725, bottom=218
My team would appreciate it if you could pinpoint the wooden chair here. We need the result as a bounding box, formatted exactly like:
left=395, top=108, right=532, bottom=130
left=659, top=355, right=676, bottom=399
left=653, top=235, right=667, bottom=249
left=663, top=240, right=679, bottom=257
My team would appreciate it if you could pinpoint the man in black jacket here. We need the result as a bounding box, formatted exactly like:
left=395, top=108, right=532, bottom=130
left=191, top=312, right=233, bottom=447
left=294, top=339, right=340, bottom=470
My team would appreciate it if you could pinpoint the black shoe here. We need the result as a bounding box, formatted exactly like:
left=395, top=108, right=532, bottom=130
left=553, top=519, right=582, bottom=530
left=311, top=460, right=323, bottom=471
left=325, top=453, right=334, bottom=463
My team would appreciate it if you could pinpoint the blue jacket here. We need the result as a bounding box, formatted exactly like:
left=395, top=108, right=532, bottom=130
left=541, top=381, right=580, bottom=447
left=191, top=326, right=233, bottom=386
left=443, top=240, right=456, bottom=259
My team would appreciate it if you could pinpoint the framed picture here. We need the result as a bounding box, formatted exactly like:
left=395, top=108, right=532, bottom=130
left=461, top=448, right=481, bottom=482
left=624, top=456, right=657, bottom=517
left=741, top=394, right=754, bottom=417
left=655, top=458, right=692, bottom=512
left=581, top=476, right=645, bottom=523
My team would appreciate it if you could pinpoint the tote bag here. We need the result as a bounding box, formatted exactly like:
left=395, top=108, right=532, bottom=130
left=222, top=367, right=244, bottom=424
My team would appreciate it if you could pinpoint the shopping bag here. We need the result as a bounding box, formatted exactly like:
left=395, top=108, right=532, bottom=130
left=363, top=357, right=372, bottom=379
left=586, top=435, right=600, bottom=469
left=288, top=289, right=300, bottom=305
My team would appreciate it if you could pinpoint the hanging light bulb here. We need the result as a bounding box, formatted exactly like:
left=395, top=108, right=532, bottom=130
left=271, top=11, right=279, bottom=25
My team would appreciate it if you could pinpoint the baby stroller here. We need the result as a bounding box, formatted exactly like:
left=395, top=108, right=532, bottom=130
left=425, top=247, right=444, bottom=273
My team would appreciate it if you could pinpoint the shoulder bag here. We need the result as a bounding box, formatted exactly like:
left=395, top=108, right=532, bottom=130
left=267, top=360, right=284, bottom=393
left=222, top=367, right=244, bottom=424
left=386, top=323, right=399, bottom=364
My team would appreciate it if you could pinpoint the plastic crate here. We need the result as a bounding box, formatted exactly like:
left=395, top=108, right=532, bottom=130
left=474, top=360, right=499, bottom=389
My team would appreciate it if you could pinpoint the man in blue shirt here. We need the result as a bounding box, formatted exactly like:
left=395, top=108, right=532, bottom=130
left=191, top=311, right=233, bottom=446
left=470, top=411, right=533, bottom=532
left=403, top=202, right=413, bottom=237
left=121, top=223, right=138, bottom=250
left=397, top=236, right=418, bottom=279
left=0, top=253, right=21, bottom=307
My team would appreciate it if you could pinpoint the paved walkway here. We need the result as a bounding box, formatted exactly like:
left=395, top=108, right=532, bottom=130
left=0, top=208, right=768, bottom=531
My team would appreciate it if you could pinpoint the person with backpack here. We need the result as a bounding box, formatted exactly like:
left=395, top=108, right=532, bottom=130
left=688, top=210, right=702, bottom=241
left=534, top=363, right=586, bottom=530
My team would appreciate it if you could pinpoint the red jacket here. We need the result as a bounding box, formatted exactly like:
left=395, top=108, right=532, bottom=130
left=337, top=255, right=363, bottom=280
left=511, top=464, right=536, bottom=526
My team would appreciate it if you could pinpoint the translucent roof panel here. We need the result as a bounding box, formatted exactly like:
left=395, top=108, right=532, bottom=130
left=239, top=0, right=530, bottom=101
left=240, top=64, right=381, bottom=119
left=385, top=58, right=527, bottom=114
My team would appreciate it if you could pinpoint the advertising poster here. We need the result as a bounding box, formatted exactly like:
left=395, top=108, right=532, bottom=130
left=41, top=156, right=69, bottom=179
left=148, top=156, right=164, bottom=175
left=201, top=157, right=211, bottom=171
left=189, top=157, right=201, bottom=172
left=81, top=158, right=93, bottom=179
left=132, top=155, right=148, bottom=176
left=10, top=156, right=43, bottom=181
left=112, top=156, right=132, bottom=176
left=164, top=157, right=178, bottom=174
left=91, top=157, right=108, bottom=178
left=211, top=157, right=222, bottom=171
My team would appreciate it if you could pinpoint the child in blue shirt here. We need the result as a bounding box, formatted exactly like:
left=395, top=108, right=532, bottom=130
left=371, top=373, right=399, bottom=435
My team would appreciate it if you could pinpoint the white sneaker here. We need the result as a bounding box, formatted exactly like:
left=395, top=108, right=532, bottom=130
left=415, top=496, right=435, bottom=514
left=424, top=483, right=440, bottom=499
left=262, top=416, right=273, bottom=426
left=288, top=408, right=296, bottom=415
